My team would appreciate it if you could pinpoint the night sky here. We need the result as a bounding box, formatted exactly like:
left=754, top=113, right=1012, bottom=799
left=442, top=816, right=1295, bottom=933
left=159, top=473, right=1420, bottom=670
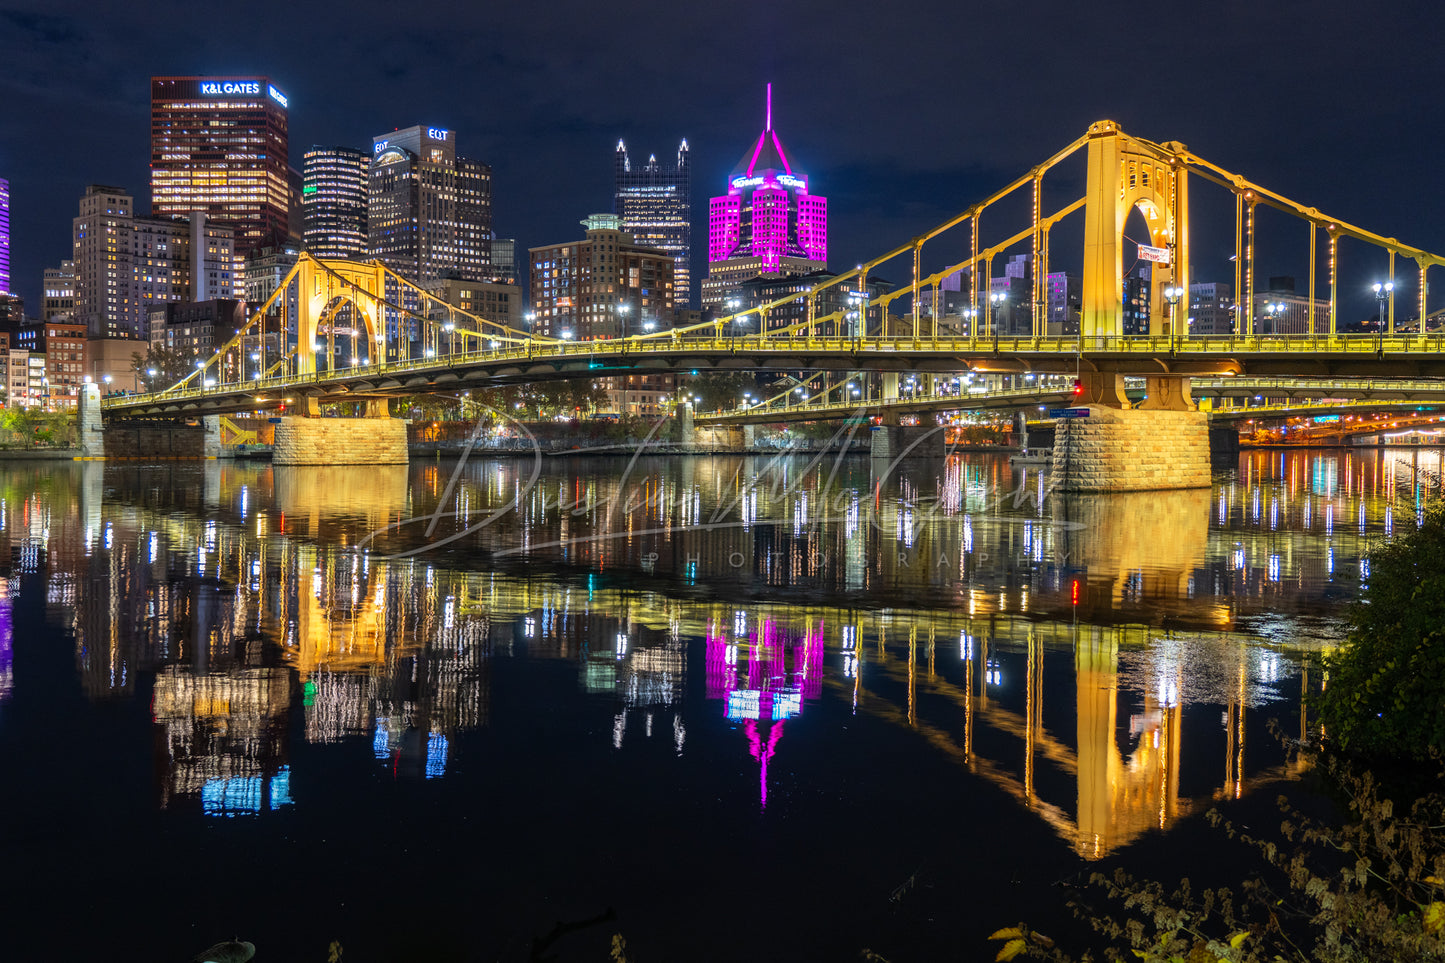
left=3, top=0, right=1442, bottom=320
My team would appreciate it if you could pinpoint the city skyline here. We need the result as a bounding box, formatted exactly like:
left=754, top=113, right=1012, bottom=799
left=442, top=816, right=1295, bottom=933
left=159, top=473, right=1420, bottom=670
left=1, top=3, right=1441, bottom=321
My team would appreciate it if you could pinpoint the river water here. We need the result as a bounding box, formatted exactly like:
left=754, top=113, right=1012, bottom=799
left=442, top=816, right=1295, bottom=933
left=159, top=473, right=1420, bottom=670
left=0, top=447, right=1440, bottom=960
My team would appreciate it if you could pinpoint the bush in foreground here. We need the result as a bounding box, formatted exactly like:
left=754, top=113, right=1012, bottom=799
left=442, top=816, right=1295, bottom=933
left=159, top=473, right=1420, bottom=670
left=1316, top=503, right=1445, bottom=760
left=995, top=750, right=1445, bottom=962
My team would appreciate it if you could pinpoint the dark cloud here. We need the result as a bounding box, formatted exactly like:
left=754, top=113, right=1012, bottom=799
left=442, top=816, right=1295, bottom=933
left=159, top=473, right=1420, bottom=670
left=0, top=8, right=81, bottom=44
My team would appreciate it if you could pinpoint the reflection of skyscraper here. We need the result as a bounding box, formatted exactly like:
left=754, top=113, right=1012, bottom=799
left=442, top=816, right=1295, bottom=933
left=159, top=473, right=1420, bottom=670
left=0, top=581, right=12, bottom=703
left=705, top=613, right=824, bottom=809
left=152, top=667, right=294, bottom=816
left=285, top=543, right=491, bottom=780
left=703, top=86, right=827, bottom=308
left=614, top=139, right=691, bottom=306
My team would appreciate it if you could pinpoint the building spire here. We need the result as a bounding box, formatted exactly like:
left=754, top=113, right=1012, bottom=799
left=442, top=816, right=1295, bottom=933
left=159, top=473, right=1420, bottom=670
left=765, top=83, right=772, bottom=131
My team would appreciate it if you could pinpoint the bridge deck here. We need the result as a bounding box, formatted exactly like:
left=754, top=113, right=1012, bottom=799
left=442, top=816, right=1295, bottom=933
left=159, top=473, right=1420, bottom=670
left=103, top=333, right=1445, bottom=418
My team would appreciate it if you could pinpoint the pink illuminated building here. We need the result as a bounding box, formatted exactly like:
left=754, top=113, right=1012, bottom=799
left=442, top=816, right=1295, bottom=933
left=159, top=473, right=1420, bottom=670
left=705, top=613, right=825, bottom=810
left=702, top=85, right=828, bottom=308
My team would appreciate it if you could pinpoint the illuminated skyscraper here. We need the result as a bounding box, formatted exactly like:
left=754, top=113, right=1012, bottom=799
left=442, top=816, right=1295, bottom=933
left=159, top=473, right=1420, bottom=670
left=71, top=185, right=235, bottom=338
left=368, top=125, right=492, bottom=282
left=302, top=146, right=369, bottom=258
left=529, top=214, right=675, bottom=341
left=614, top=140, right=691, bottom=306
left=0, top=177, right=10, bottom=293
left=703, top=85, right=827, bottom=307
left=149, top=76, right=291, bottom=258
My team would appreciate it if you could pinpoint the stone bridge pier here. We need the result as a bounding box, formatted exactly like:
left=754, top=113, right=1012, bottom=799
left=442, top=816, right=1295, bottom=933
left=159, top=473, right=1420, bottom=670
left=1050, top=373, right=1211, bottom=492
left=273, top=398, right=409, bottom=466
left=870, top=422, right=947, bottom=461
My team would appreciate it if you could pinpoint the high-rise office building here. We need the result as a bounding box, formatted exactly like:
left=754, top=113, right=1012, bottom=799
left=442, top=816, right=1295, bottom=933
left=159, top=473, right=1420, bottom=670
left=302, top=146, right=369, bottom=258
left=528, top=214, right=675, bottom=340
left=71, top=185, right=235, bottom=339
left=0, top=177, right=10, bottom=293
left=703, top=85, right=827, bottom=307
left=1123, top=265, right=1151, bottom=336
left=150, top=76, right=291, bottom=257
left=1189, top=281, right=1234, bottom=335
left=368, top=125, right=492, bottom=282
left=530, top=215, right=677, bottom=416
left=614, top=139, right=691, bottom=306
left=490, top=238, right=517, bottom=283
left=42, top=261, right=76, bottom=322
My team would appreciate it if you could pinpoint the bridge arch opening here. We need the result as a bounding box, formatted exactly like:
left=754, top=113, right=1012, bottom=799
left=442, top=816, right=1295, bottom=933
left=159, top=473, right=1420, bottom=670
left=313, top=296, right=380, bottom=368
left=295, top=260, right=389, bottom=376
left=1121, top=202, right=1173, bottom=337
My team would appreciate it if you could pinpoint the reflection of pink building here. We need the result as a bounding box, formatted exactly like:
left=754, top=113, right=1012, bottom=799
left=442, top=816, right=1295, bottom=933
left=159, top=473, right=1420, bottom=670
left=704, top=85, right=827, bottom=305
left=0, top=582, right=11, bottom=702
left=705, top=614, right=824, bottom=809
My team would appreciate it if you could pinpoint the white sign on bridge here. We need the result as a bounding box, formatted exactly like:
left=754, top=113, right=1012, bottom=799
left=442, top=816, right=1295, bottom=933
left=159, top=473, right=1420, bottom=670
left=1138, top=244, right=1172, bottom=264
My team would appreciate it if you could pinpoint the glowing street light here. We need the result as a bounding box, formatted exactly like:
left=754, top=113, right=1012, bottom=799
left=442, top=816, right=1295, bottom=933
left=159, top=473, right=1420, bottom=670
left=961, top=306, right=978, bottom=339
left=1163, top=285, right=1183, bottom=349
left=1262, top=301, right=1285, bottom=336
left=1373, top=281, right=1394, bottom=351
left=990, top=291, right=1007, bottom=349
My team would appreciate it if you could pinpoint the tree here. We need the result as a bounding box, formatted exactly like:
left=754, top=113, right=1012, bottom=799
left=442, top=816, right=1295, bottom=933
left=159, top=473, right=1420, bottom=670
left=1316, top=504, right=1445, bottom=760
left=683, top=372, right=759, bottom=411
left=996, top=745, right=1445, bottom=963
left=133, top=344, right=204, bottom=392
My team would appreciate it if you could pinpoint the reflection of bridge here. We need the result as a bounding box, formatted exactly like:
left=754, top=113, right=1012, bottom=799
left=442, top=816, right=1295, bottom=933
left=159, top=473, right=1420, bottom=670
left=93, top=120, right=1445, bottom=487
left=51, top=456, right=1357, bottom=838
left=831, top=622, right=1310, bottom=859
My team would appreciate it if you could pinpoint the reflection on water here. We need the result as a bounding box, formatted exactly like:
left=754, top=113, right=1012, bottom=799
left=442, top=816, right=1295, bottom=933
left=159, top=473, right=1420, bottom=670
left=0, top=449, right=1439, bottom=872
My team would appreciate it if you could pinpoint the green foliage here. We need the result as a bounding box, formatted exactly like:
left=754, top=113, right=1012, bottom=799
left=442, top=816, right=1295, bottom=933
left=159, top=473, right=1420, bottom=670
left=684, top=371, right=758, bottom=411
left=1317, top=504, right=1445, bottom=760
left=0, top=407, right=76, bottom=448
left=132, top=344, right=204, bottom=392
left=1007, top=747, right=1445, bottom=963
left=479, top=380, right=610, bottom=419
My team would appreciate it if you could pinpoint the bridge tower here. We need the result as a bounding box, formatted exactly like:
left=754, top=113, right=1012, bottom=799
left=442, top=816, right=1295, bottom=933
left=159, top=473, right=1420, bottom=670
left=1080, top=120, right=1190, bottom=341
left=273, top=257, right=408, bottom=465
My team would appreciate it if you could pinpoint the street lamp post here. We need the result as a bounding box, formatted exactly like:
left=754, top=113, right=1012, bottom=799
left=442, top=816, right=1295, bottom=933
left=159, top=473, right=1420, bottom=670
left=617, top=301, right=631, bottom=340
left=1264, top=302, right=1284, bottom=336
left=990, top=291, right=1007, bottom=352
left=1163, top=285, right=1183, bottom=351
left=848, top=291, right=869, bottom=340
left=961, top=306, right=978, bottom=343
left=1373, top=281, right=1393, bottom=353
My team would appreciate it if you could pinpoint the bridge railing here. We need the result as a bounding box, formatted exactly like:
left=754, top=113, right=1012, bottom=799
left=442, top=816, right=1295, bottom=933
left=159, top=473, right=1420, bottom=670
left=696, top=383, right=1077, bottom=421
left=100, top=329, right=1445, bottom=414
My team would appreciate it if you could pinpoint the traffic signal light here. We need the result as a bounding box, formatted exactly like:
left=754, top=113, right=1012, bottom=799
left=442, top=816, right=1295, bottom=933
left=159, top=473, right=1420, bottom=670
left=1072, top=379, right=1083, bottom=397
